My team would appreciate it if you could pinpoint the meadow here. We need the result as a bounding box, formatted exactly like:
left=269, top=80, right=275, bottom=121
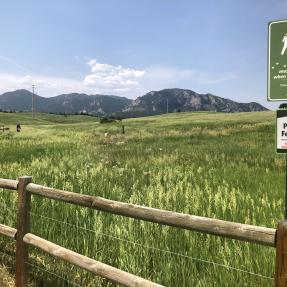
left=0, top=111, right=283, bottom=286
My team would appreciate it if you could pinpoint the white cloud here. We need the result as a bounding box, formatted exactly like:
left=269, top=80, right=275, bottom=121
left=0, top=73, right=89, bottom=97
left=0, top=73, right=25, bottom=93
left=0, top=58, right=237, bottom=99
left=83, top=61, right=236, bottom=98
left=84, top=59, right=146, bottom=91
left=119, top=66, right=237, bottom=98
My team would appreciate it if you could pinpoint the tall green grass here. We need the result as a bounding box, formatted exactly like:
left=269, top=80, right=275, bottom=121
left=0, top=111, right=282, bottom=286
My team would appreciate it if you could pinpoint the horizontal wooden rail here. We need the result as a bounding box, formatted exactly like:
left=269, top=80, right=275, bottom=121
left=23, top=233, right=163, bottom=287
left=0, top=178, right=18, bottom=190
left=0, top=223, right=16, bottom=238
left=26, top=183, right=276, bottom=247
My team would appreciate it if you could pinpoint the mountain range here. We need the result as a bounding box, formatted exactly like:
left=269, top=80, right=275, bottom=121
left=0, top=88, right=267, bottom=117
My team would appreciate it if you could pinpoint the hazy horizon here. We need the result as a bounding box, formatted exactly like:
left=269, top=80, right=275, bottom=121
left=0, top=1, right=286, bottom=110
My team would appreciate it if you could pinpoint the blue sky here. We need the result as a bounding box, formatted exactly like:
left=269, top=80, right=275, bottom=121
left=0, top=0, right=286, bottom=108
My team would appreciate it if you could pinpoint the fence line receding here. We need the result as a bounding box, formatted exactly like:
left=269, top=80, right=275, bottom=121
left=0, top=177, right=285, bottom=287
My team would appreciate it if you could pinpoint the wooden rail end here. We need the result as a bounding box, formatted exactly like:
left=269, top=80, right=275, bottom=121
left=275, top=220, right=287, bottom=287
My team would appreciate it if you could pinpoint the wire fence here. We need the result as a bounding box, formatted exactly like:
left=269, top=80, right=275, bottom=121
left=0, top=243, right=83, bottom=286
left=26, top=261, right=82, bottom=287
left=30, top=211, right=274, bottom=281
left=0, top=206, right=275, bottom=286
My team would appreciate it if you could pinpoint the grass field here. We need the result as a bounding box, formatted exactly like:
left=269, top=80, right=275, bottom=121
left=0, top=111, right=283, bottom=286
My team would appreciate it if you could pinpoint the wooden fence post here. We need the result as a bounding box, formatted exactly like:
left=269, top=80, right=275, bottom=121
left=15, top=176, right=32, bottom=287
left=275, top=220, right=287, bottom=286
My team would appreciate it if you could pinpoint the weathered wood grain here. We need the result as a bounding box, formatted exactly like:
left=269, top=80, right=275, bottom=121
left=275, top=220, right=287, bottom=286
left=0, top=178, right=18, bottom=190
left=23, top=233, right=164, bottom=287
left=16, top=176, right=32, bottom=287
left=26, top=183, right=276, bottom=247
left=0, top=223, right=16, bottom=238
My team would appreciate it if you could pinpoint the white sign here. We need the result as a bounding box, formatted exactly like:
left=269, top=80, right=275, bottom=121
left=277, top=110, right=287, bottom=153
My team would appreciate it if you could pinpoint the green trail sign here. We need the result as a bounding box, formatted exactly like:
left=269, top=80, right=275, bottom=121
left=268, top=19, right=287, bottom=101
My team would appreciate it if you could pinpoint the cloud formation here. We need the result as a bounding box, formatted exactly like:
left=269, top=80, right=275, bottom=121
left=84, top=59, right=146, bottom=92
left=0, top=73, right=89, bottom=97
left=0, top=57, right=237, bottom=98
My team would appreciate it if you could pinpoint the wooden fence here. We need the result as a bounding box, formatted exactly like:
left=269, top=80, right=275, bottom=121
left=0, top=176, right=285, bottom=286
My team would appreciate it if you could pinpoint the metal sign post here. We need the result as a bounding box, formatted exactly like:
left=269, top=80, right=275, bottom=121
left=285, top=154, right=287, bottom=219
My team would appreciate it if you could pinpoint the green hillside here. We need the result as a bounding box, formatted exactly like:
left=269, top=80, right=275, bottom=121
left=0, top=111, right=281, bottom=286
left=0, top=112, right=98, bottom=125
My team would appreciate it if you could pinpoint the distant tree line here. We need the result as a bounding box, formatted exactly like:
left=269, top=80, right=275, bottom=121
left=99, top=116, right=124, bottom=124
left=48, top=111, right=100, bottom=117
left=0, top=109, right=18, bottom=113
left=0, top=108, right=127, bottom=123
